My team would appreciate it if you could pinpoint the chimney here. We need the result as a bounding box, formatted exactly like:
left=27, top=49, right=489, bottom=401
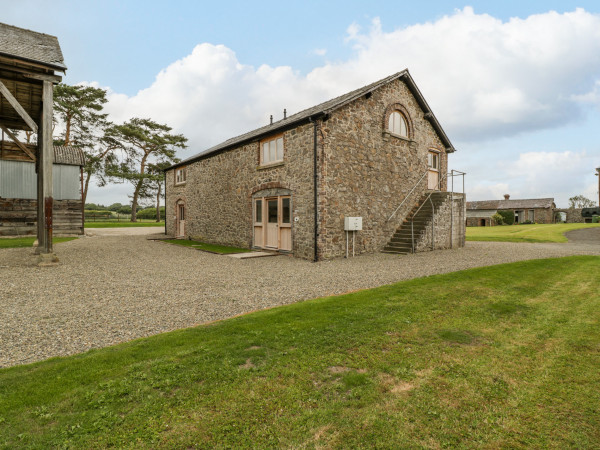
left=504, top=194, right=510, bottom=200
left=283, top=108, right=287, bottom=119
left=270, top=115, right=273, bottom=125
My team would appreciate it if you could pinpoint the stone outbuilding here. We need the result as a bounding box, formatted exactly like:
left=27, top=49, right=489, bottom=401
left=165, top=70, right=466, bottom=260
left=467, top=195, right=556, bottom=226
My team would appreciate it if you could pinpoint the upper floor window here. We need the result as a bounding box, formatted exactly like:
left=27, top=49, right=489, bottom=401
left=427, top=151, right=440, bottom=170
left=388, top=111, right=408, bottom=138
left=261, top=135, right=284, bottom=165
left=175, top=167, right=186, bottom=184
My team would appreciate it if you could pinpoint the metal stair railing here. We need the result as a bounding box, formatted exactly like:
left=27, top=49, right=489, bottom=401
left=410, top=171, right=449, bottom=253
left=387, top=169, right=429, bottom=222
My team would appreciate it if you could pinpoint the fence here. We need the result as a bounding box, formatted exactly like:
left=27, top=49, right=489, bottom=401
left=84, top=211, right=163, bottom=223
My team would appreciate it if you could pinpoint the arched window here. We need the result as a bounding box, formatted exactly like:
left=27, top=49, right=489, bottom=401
left=388, top=111, right=408, bottom=137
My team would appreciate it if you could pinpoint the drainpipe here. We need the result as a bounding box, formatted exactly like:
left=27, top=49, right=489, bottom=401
left=312, top=117, right=319, bottom=262
left=164, top=170, right=167, bottom=235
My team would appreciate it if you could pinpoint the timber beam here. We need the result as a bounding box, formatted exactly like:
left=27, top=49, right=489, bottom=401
left=0, top=79, right=38, bottom=133
left=0, top=122, right=36, bottom=161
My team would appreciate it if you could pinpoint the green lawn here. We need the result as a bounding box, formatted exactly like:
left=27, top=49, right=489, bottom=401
left=0, top=237, right=77, bottom=249
left=1, top=256, right=599, bottom=447
left=85, top=221, right=164, bottom=228
left=466, top=222, right=600, bottom=243
left=163, top=239, right=251, bottom=254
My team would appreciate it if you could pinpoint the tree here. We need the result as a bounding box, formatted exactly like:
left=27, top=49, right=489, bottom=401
left=104, top=118, right=187, bottom=222
left=568, top=195, right=596, bottom=208
left=53, top=84, right=116, bottom=204
left=497, top=210, right=514, bottom=225
left=141, top=161, right=177, bottom=222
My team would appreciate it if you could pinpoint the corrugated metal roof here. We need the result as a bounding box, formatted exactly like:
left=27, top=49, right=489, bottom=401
left=53, top=146, right=85, bottom=166
left=169, top=69, right=455, bottom=170
left=467, top=198, right=555, bottom=210
left=0, top=22, right=66, bottom=71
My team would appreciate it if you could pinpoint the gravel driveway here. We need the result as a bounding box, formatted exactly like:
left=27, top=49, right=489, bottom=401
left=1, top=231, right=599, bottom=367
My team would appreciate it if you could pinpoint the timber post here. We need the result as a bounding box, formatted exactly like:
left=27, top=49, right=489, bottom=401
left=38, top=80, right=57, bottom=261
left=0, top=24, right=66, bottom=263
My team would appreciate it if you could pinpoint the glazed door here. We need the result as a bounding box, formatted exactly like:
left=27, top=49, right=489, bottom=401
left=427, top=151, right=440, bottom=190
left=279, top=196, right=292, bottom=251
left=177, top=204, right=185, bottom=237
left=265, top=199, right=279, bottom=248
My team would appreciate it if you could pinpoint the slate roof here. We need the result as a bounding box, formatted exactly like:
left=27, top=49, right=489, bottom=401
left=0, top=22, right=66, bottom=71
left=53, top=146, right=85, bottom=166
left=169, top=69, right=454, bottom=170
left=467, top=198, right=555, bottom=210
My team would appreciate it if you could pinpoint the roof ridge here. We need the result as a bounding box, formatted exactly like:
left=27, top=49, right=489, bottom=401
left=170, top=69, right=453, bottom=170
left=0, top=22, right=60, bottom=40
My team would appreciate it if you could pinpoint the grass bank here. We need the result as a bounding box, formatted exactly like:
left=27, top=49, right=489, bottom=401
left=0, top=237, right=76, bottom=249
left=85, top=222, right=164, bottom=228
left=1, top=256, right=599, bottom=447
left=466, top=222, right=600, bottom=243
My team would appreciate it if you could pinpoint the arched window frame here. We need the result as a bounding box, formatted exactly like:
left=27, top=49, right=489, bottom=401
left=383, top=103, right=413, bottom=140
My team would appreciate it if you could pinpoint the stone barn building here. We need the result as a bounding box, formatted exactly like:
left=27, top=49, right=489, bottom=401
left=467, top=195, right=556, bottom=226
left=165, top=70, right=466, bottom=260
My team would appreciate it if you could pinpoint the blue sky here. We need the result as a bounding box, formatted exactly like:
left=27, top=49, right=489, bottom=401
left=4, top=0, right=600, bottom=207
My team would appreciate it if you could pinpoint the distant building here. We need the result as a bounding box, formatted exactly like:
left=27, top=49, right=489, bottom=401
left=467, top=194, right=555, bottom=226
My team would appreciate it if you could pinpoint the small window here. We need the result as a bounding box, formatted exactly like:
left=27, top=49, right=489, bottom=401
left=175, top=167, right=186, bottom=184
left=388, top=111, right=408, bottom=138
left=428, top=151, right=439, bottom=170
left=261, top=135, right=284, bottom=165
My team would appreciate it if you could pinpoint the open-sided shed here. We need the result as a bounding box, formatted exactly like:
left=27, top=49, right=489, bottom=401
left=0, top=22, right=67, bottom=259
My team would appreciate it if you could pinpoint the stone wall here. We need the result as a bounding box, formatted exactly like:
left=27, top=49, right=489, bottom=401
left=318, top=77, right=451, bottom=258
left=0, top=197, right=83, bottom=236
left=166, top=77, right=461, bottom=260
left=554, top=208, right=584, bottom=223
left=166, top=122, right=318, bottom=260
left=466, top=217, right=493, bottom=227
left=529, top=208, right=554, bottom=224
left=416, top=193, right=465, bottom=251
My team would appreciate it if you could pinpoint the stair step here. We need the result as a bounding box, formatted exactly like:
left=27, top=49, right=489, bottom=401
left=382, top=249, right=411, bottom=255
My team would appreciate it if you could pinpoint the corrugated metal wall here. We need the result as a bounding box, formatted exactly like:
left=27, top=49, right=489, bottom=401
left=0, top=160, right=80, bottom=200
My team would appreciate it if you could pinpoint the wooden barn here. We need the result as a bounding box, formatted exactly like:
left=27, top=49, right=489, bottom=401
left=0, top=142, right=84, bottom=236
left=0, top=22, right=70, bottom=254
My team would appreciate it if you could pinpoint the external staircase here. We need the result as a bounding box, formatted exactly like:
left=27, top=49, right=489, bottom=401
left=383, top=191, right=450, bottom=255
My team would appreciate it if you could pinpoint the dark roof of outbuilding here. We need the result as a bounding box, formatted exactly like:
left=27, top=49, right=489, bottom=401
left=53, top=146, right=85, bottom=166
left=0, top=22, right=66, bottom=71
left=467, top=198, right=555, bottom=210
left=169, top=69, right=455, bottom=170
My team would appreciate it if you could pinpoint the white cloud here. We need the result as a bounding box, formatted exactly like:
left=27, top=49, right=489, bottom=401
left=84, top=8, right=600, bottom=205
left=312, top=48, right=327, bottom=56
left=466, top=151, right=599, bottom=207
left=101, top=7, right=600, bottom=152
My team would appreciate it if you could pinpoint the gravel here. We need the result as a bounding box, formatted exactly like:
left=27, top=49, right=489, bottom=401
left=1, top=230, right=599, bottom=368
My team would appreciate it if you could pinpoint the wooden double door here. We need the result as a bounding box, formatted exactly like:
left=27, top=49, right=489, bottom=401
left=253, top=196, right=291, bottom=251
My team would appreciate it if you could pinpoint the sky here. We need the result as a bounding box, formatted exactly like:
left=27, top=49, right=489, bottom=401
left=3, top=0, right=600, bottom=208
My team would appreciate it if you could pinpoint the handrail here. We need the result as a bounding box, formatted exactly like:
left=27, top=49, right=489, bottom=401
left=411, top=170, right=449, bottom=252
left=387, top=169, right=429, bottom=222
left=412, top=170, right=448, bottom=218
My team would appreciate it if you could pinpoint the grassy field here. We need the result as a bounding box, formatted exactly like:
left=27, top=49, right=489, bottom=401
left=0, top=237, right=77, bottom=249
left=1, top=256, right=599, bottom=448
left=163, top=239, right=251, bottom=254
left=466, top=222, right=600, bottom=243
left=85, top=221, right=164, bottom=228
